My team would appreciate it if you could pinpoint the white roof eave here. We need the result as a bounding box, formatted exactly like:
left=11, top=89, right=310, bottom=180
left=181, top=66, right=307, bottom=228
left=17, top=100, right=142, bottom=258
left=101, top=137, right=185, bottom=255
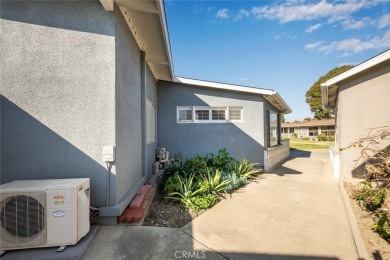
left=320, top=49, right=390, bottom=109
left=322, top=50, right=390, bottom=88
left=175, top=77, right=292, bottom=114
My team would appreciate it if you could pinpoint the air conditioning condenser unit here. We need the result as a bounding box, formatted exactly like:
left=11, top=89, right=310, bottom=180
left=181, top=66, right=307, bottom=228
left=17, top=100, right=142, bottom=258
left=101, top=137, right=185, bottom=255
left=0, top=178, right=90, bottom=251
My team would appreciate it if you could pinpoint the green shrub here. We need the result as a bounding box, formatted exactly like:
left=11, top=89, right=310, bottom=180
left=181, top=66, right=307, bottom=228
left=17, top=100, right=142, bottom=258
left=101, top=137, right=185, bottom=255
left=234, top=159, right=262, bottom=179
left=165, top=174, right=204, bottom=206
left=164, top=175, right=182, bottom=195
left=185, top=194, right=218, bottom=212
left=353, top=180, right=386, bottom=211
left=292, top=132, right=298, bottom=139
left=372, top=211, right=390, bottom=238
left=222, top=172, right=247, bottom=192
left=206, top=148, right=237, bottom=173
left=200, top=169, right=231, bottom=195
left=164, top=162, right=184, bottom=178
left=317, top=133, right=327, bottom=141
left=317, top=133, right=335, bottom=142
left=184, top=156, right=208, bottom=176
left=302, top=137, right=310, bottom=141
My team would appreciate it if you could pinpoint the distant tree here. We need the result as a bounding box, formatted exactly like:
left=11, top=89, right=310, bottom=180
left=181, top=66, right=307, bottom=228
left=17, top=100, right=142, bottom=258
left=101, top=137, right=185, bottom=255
left=280, top=114, right=285, bottom=123
left=305, top=65, right=354, bottom=119
left=304, top=117, right=311, bottom=121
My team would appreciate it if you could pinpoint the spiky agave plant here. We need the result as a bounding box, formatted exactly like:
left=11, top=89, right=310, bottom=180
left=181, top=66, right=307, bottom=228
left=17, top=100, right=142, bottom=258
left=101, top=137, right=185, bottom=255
left=165, top=173, right=204, bottom=206
left=201, top=169, right=231, bottom=195
left=234, top=159, right=262, bottom=179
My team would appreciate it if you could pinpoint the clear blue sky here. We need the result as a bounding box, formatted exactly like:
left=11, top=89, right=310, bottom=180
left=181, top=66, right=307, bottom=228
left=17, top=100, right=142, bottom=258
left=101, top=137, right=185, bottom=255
left=164, top=0, right=390, bottom=122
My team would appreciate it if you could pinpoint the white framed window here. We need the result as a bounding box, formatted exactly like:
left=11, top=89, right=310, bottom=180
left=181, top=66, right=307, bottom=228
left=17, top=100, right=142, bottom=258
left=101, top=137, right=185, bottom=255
left=177, top=106, right=243, bottom=123
left=146, top=98, right=157, bottom=144
left=265, top=110, right=280, bottom=147
left=178, top=106, right=193, bottom=122
left=195, top=108, right=210, bottom=121
left=228, top=107, right=243, bottom=122
left=211, top=107, right=227, bottom=121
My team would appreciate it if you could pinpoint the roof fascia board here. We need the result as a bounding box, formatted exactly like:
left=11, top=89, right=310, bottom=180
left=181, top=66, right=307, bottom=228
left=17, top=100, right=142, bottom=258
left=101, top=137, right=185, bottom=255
left=175, top=77, right=275, bottom=95
left=175, top=77, right=292, bottom=114
left=115, top=0, right=159, bottom=13
left=156, top=0, right=174, bottom=80
left=272, top=92, right=292, bottom=114
left=100, top=0, right=114, bottom=11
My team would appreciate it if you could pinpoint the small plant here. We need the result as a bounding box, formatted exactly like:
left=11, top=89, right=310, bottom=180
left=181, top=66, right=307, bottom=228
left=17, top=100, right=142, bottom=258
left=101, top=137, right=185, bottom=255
left=165, top=174, right=204, bottom=207
left=185, top=194, right=218, bottom=212
left=234, top=159, right=261, bottom=179
left=372, top=211, right=390, bottom=238
left=163, top=162, right=184, bottom=178
left=353, top=180, right=386, bottom=211
left=173, top=152, right=182, bottom=163
left=200, top=169, right=231, bottom=195
left=164, top=175, right=182, bottom=195
left=292, top=132, right=298, bottom=139
left=159, top=162, right=185, bottom=188
left=222, top=172, right=247, bottom=192
left=328, top=136, right=335, bottom=142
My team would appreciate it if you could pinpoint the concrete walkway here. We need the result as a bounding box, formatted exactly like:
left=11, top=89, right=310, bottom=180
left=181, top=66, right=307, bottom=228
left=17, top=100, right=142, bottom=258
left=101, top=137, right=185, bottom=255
left=84, top=150, right=359, bottom=260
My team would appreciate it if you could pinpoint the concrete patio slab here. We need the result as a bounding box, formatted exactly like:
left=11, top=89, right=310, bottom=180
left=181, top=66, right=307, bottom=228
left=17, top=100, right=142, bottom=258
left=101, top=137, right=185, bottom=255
left=83, top=149, right=363, bottom=260
left=83, top=226, right=224, bottom=260
left=181, top=149, right=359, bottom=259
left=1, top=225, right=100, bottom=260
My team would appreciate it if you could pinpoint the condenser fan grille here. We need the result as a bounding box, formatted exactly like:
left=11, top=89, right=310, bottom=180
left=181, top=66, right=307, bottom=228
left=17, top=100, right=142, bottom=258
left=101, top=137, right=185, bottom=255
left=1, top=195, right=45, bottom=238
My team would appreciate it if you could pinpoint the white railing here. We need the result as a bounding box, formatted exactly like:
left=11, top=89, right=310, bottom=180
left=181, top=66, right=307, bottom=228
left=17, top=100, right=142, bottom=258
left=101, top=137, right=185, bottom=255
left=264, top=140, right=290, bottom=170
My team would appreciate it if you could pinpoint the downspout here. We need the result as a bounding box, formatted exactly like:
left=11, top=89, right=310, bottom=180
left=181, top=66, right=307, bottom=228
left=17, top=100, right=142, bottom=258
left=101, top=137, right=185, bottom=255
left=141, top=51, right=147, bottom=177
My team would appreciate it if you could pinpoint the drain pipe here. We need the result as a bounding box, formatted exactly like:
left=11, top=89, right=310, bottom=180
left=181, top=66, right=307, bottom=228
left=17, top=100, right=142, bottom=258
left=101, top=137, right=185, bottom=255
left=141, top=51, right=147, bottom=178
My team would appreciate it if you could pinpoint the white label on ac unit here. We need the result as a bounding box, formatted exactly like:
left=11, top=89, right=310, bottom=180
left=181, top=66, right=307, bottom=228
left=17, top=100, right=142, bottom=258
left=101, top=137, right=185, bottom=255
left=52, top=210, right=66, bottom=217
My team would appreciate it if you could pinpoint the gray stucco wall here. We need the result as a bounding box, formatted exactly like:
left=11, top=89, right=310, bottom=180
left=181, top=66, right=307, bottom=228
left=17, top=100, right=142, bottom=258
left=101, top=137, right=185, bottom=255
left=114, top=7, right=143, bottom=204
left=336, top=60, right=390, bottom=179
left=146, top=66, right=158, bottom=177
left=157, top=81, right=268, bottom=165
left=0, top=1, right=116, bottom=206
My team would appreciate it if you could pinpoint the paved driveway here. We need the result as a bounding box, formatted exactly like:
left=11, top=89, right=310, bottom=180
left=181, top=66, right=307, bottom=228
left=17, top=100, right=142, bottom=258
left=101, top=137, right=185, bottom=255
left=84, top=149, right=359, bottom=260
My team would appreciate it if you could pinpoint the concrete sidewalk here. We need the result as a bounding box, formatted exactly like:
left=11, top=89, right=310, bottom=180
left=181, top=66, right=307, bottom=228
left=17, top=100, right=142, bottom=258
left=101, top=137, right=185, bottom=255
left=84, top=150, right=359, bottom=260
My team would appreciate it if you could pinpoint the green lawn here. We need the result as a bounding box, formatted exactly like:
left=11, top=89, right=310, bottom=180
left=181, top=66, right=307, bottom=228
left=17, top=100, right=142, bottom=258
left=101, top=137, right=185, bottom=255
left=289, top=142, right=330, bottom=150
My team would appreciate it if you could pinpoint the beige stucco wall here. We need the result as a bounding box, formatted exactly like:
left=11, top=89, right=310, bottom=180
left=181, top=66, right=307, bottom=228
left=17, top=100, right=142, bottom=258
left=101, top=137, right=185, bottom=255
left=336, top=60, right=390, bottom=179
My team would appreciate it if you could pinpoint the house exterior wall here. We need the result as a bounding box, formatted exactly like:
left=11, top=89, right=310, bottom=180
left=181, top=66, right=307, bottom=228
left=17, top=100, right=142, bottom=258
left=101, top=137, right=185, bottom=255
left=146, top=66, right=158, bottom=177
left=114, top=7, right=144, bottom=204
left=336, top=60, right=390, bottom=179
left=0, top=1, right=116, bottom=206
left=0, top=2, right=157, bottom=213
left=157, top=81, right=267, bottom=165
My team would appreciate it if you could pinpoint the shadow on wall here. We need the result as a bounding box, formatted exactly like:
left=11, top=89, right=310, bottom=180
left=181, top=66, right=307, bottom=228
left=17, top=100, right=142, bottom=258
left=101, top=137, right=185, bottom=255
left=350, top=145, right=390, bottom=179
left=158, top=83, right=267, bottom=165
left=0, top=96, right=114, bottom=207
left=0, top=1, right=115, bottom=36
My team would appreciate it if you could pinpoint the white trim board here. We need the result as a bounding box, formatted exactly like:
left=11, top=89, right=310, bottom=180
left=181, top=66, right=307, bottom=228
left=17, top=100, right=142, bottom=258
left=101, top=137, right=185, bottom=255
left=174, top=77, right=292, bottom=114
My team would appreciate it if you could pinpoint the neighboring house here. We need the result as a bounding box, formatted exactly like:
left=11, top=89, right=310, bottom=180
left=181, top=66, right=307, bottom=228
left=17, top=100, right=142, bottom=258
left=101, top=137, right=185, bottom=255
left=281, top=119, right=335, bottom=140
left=0, top=0, right=291, bottom=224
left=321, top=50, right=390, bottom=179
